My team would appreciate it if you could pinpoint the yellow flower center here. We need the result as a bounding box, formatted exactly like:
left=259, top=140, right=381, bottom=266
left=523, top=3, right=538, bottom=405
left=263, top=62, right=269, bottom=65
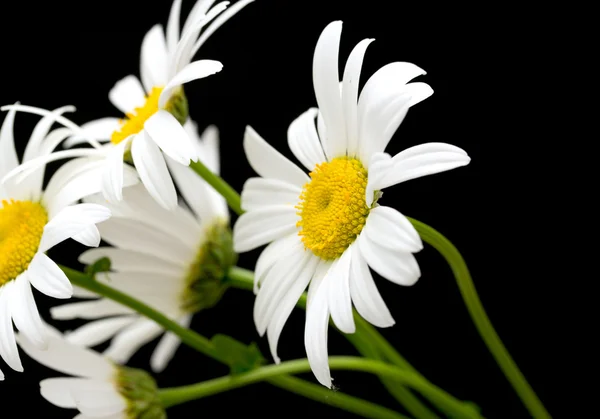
left=296, top=157, right=370, bottom=260
left=111, top=87, right=164, bottom=145
left=0, top=200, right=48, bottom=285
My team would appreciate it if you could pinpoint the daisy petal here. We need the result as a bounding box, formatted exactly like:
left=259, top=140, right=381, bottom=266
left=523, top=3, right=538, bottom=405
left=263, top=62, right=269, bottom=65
left=313, top=21, right=346, bottom=158
left=241, top=177, right=301, bottom=211
left=254, top=234, right=299, bottom=294
left=233, top=205, right=298, bottom=252
left=109, top=75, right=146, bottom=114
left=243, top=126, right=309, bottom=188
left=349, top=244, right=395, bottom=328
left=144, top=110, right=197, bottom=165
left=103, top=319, right=163, bottom=364
left=27, top=253, right=73, bottom=299
left=78, top=247, right=181, bottom=275
left=357, top=233, right=421, bottom=286
left=327, top=249, right=355, bottom=333
left=131, top=131, right=178, bottom=210
left=363, top=206, right=422, bottom=253
left=159, top=60, right=223, bottom=108
left=10, top=274, right=47, bottom=349
left=150, top=314, right=191, bottom=373
left=40, top=378, right=80, bottom=408
left=287, top=108, right=327, bottom=171
left=64, top=118, right=120, bottom=148
left=102, top=136, right=132, bottom=204
left=72, top=225, right=102, bottom=248
left=140, top=24, right=169, bottom=92
left=0, top=105, right=19, bottom=176
left=70, top=381, right=126, bottom=417
left=0, top=284, right=23, bottom=371
left=65, top=317, right=136, bottom=348
left=51, top=300, right=133, bottom=321
left=166, top=0, right=182, bottom=54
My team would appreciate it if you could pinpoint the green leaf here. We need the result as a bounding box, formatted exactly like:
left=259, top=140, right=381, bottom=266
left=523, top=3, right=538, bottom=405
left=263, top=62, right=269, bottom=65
left=211, top=334, right=265, bottom=374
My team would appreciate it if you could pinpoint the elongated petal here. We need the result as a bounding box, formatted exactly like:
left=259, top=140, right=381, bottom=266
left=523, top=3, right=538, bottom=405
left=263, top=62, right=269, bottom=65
left=144, top=110, right=197, bottom=165
left=103, top=319, right=163, bottom=364
left=287, top=108, right=327, bottom=171
left=253, top=233, right=299, bottom=294
left=363, top=206, right=422, bottom=253
left=102, top=137, right=131, bottom=204
left=233, top=205, right=298, bottom=252
left=64, top=118, right=120, bottom=148
left=327, top=249, right=355, bottom=333
left=40, top=378, right=80, bottom=408
left=243, top=125, right=309, bottom=188
left=166, top=0, right=182, bottom=54
left=159, top=60, right=223, bottom=108
left=109, top=75, right=146, bottom=114
left=78, top=247, right=181, bottom=276
left=0, top=105, right=19, bottom=176
left=66, top=317, right=136, bottom=348
left=51, top=300, right=133, bottom=320
left=150, top=314, right=191, bottom=373
left=10, top=274, right=47, bottom=349
left=72, top=225, right=102, bottom=248
left=70, top=381, right=126, bottom=417
left=313, top=21, right=346, bottom=158
left=0, top=283, right=23, bottom=371
left=27, top=253, right=73, bottom=299
left=140, top=24, right=169, bottom=92
left=241, top=177, right=301, bottom=211
left=349, top=244, right=394, bottom=327
left=131, top=132, right=178, bottom=210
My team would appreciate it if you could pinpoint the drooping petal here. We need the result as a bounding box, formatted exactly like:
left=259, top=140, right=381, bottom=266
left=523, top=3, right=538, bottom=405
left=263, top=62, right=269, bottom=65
left=102, top=136, right=132, bottom=205
left=233, top=205, right=298, bottom=252
left=65, top=317, right=136, bottom=348
left=313, top=21, right=346, bottom=158
left=363, top=206, right=422, bottom=253
left=357, top=232, right=421, bottom=286
left=166, top=0, right=182, bottom=54
left=159, top=60, right=223, bottom=109
left=287, top=108, right=327, bottom=171
left=349, top=244, right=394, bottom=328
left=27, top=253, right=73, bottom=299
left=150, top=314, right=192, bottom=373
left=327, top=249, right=355, bottom=333
left=108, top=75, right=147, bottom=114
left=342, top=38, right=374, bottom=156
left=144, top=110, right=197, bottom=165
left=39, top=204, right=111, bottom=253
left=0, top=283, right=23, bottom=372
left=10, top=274, right=47, bottom=349
left=103, top=319, right=163, bottom=364
left=131, top=131, right=178, bottom=210
left=0, top=105, right=19, bottom=176
left=253, top=233, right=299, bottom=294
left=140, top=25, right=169, bottom=92
left=241, top=177, right=301, bottom=212
left=243, top=125, right=309, bottom=188
left=51, top=300, right=133, bottom=321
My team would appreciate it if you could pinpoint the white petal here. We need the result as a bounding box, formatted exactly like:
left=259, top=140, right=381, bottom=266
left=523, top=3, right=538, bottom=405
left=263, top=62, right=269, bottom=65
left=102, top=137, right=131, bottom=204
left=39, top=204, right=112, bottom=252
left=253, top=234, right=299, bottom=294
left=94, top=272, right=182, bottom=301
left=17, top=331, right=114, bottom=379
left=9, top=274, right=47, bottom=349
left=0, top=284, right=23, bottom=371
left=357, top=233, right=420, bottom=286
left=78, top=247, right=182, bottom=276
left=267, top=256, right=318, bottom=363
left=369, top=142, right=471, bottom=192
left=343, top=38, right=374, bottom=157
left=66, top=317, right=136, bottom=348
left=144, top=110, right=197, bottom=164
left=327, top=249, right=355, bottom=333
left=44, top=157, right=103, bottom=203
left=103, top=319, right=163, bottom=364
left=27, top=253, right=73, bottom=299
left=70, top=381, right=126, bottom=417
left=312, top=21, right=346, bottom=158
left=108, top=75, right=146, bottom=114
left=131, top=132, right=178, bottom=210
left=0, top=105, right=19, bottom=176
left=64, top=118, right=120, bottom=148
left=51, top=300, right=133, bottom=321
left=349, top=244, right=394, bottom=328
left=363, top=206, right=422, bottom=253
left=40, top=378, right=80, bottom=408
left=159, top=60, right=223, bottom=108
left=150, top=314, right=191, bottom=373
left=140, top=24, right=169, bottom=92
left=287, top=108, right=327, bottom=171
left=304, top=268, right=332, bottom=388
left=166, top=0, right=182, bottom=54
left=233, top=205, right=298, bottom=253
left=243, top=125, right=309, bottom=188
left=254, top=240, right=307, bottom=335
left=72, top=225, right=102, bottom=247
left=240, top=177, right=301, bottom=212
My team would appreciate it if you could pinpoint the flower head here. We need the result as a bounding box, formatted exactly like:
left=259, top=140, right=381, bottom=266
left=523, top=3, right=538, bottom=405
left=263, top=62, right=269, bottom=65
left=18, top=326, right=165, bottom=418
left=233, top=21, right=471, bottom=387
left=0, top=107, right=111, bottom=380
left=51, top=124, right=233, bottom=372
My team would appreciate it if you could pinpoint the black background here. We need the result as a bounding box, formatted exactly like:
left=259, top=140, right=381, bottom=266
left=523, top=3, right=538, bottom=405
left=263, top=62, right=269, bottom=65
left=1, top=0, right=562, bottom=418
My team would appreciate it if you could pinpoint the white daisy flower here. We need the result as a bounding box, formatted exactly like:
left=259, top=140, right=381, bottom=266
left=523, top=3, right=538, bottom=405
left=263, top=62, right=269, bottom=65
left=0, top=107, right=112, bottom=380
left=2, top=0, right=254, bottom=210
left=51, top=123, right=233, bottom=373
left=17, top=326, right=164, bottom=418
left=232, top=21, right=471, bottom=387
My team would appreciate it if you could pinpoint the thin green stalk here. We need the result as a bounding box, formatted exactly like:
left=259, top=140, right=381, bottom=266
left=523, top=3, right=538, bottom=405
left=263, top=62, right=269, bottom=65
left=60, top=265, right=402, bottom=419
left=407, top=218, right=550, bottom=419
left=159, top=356, right=480, bottom=418
left=189, top=160, right=243, bottom=215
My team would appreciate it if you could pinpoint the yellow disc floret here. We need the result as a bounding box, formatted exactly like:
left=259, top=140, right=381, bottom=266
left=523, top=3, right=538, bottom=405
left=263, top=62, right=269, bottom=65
left=111, top=87, right=164, bottom=145
left=296, top=157, right=370, bottom=260
left=0, top=200, right=48, bottom=285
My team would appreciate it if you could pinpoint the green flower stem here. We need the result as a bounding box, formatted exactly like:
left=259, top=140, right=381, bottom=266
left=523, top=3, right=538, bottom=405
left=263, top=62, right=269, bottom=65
left=407, top=217, right=550, bottom=419
left=226, top=267, right=444, bottom=419
left=189, top=160, right=243, bottom=215
left=60, top=265, right=401, bottom=419
left=159, top=356, right=480, bottom=418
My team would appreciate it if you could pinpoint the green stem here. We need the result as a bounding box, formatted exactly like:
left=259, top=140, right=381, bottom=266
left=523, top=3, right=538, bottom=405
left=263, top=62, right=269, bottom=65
left=407, top=218, right=550, bottom=419
left=60, top=266, right=399, bottom=419
left=159, top=357, right=480, bottom=418
left=189, top=160, right=243, bottom=215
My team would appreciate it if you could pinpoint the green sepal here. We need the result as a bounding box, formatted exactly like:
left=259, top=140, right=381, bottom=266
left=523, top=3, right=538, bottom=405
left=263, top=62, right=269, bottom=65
left=211, top=334, right=265, bottom=374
